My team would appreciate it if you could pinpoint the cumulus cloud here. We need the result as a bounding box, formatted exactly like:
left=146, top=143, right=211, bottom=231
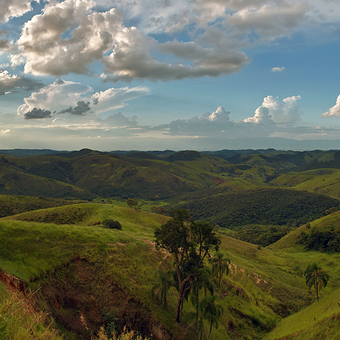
left=271, top=66, right=285, bottom=72
left=0, top=39, right=9, bottom=49
left=227, top=2, right=309, bottom=41
left=322, top=95, right=340, bottom=118
left=17, top=79, right=93, bottom=116
left=0, top=70, right=44, bottom=96
left=16, top=79, right=149, bottom=119
left=168, top=106, right=233, bottom=135
left=244, top=95, right=302, bottom=124
left=11, top=0, right=304, bottom=80
left=103, top=112, right=138, bottom=127
left=58, top=101, right=91, bottom=116
left=0, top=0, right=35, bottom=22
left=24, top=108, right=52, bottom=120
left=91, top=87, right=150, bottom=114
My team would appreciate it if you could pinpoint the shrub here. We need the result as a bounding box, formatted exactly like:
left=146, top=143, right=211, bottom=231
left=102, top=219, right=122, bottom=230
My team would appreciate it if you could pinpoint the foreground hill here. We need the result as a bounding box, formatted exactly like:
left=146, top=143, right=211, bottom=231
left=2, top=203, right=340, bottom=339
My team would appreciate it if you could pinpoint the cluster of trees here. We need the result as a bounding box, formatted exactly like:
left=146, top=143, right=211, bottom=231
left=176, top=188, right=340, bottom=228
left=126, top=199, right=141, bottom=211
left=299, top=227, right=340, bottom=253
left=229, top=225, right=293, bottom=247
left=150, top=206, right=167, bottom=215
left=154, top=210, right=229, bottom=339
left=0, top=196, right=72, bottom=218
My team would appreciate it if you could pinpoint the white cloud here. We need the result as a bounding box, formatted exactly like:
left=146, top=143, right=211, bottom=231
left=92, top=86, right=150, bottom=115
left=322, top=95, right=340, bottom=118
left=8, top=0, right=315, bottom=81
left=17, top=79, right=93, bottom=116
left=16, top=79, right=149, bottom=119
left=0, top=0, right=35, bottom=22
left=0, top=70, right=44, bottom=96
left=271, top=66, right=285, bottom=72
left=227, top=2, right=310, bottom=41
left=244, top=95, right=302, bottom=124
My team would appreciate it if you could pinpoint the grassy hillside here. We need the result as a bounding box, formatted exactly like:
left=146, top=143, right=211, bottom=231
left=174, top=187, right=340, bottom=228
left=263, top=287, right=340, bottom=340
left=2, top=148, right=340, bottom=201
left=268, top=209, right=340, bottom=252
left=2, top=203, right=340, bottom=339
left=270, top=168, right=340, bottom=199
left=0, top=195, right=76, bottom=218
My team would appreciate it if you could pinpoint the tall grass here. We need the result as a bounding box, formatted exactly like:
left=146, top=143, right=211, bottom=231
left=0, top=291, right=62, bottom=340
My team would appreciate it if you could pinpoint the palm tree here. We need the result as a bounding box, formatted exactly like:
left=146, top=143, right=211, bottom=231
left=198, top=295, right=224, bottom=340
left=209, top=252, right=230, bottom=287
left=190, top=267, right=214, bottom=325
left=151, top=270, right=173, bottom=309
left=304, top=263, right=330, bottom=302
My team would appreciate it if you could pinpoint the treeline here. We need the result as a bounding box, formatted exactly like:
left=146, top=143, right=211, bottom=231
left=227, top=224, right=293, bottom=247
left=299, top=226, right=340, bottom=253
left=0, top=196, right=74, bottom=218
left=175, top=188, right=340, bottom=228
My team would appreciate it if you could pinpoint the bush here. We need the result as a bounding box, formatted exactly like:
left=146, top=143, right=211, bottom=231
left=102, top=219, right=122, bottom=230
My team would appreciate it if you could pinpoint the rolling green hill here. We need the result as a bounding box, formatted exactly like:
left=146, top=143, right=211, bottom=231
left=173, top=187, right=340, bottom=228
left=0, top=203, right=335, bottom=340
left=270, top=168, right=340, bottom=199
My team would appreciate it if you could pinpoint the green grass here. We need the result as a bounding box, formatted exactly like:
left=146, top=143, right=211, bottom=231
left=270, top=168, right=340, bottom=199
left=2, top=203, right=340, bottom=339
left=0, top=282, right=62, bottom=340
left=263, top=287, right=340, bottom=340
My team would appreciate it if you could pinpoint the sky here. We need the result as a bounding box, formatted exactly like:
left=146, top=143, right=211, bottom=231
left=0, top=0, right=340, bottom=151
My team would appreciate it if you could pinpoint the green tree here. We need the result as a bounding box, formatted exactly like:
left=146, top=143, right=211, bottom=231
left=102, top=219, right=122, bottom=230
left=126, top=199, right=139, bottom=211
left=190, top=267, right=214, bottom=325
left=304, top=263, right=330, bottom=302
left=151, top=270, right=173, bottom=309
left=154, top=209, right=220, bottom=323
left=198, top=295, right=224, bottom=340
left=209, top=252, right=230, bottom=287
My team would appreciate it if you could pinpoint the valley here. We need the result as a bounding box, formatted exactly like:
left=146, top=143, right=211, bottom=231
left=1, top=148, right=340, bottom=339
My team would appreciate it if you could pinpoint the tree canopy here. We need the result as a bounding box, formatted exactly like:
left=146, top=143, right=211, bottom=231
left=154, top=209, right=221, bottom=323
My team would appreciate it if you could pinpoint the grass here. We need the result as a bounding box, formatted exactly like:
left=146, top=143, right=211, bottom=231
left=0, top=283, right=62, bottom=340
left=263, top=287, right=340, bottom=340
left=270, top=168, right=340, bottom=199
left=2, top=203, right=340, bottom=339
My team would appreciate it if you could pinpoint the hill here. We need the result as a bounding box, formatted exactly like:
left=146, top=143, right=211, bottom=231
left=269, top=168, right=340, bottom=199
left=173, top=186, right=340, bottom=228
left=3, top=203, right=340, bottom=339
left=0, top=148, right=340, bottom=201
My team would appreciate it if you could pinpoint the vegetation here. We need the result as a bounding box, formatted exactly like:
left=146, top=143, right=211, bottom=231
left=175, top=188, right=340, bottom=228
left=0, top=289, right=61, bottom=340
left=304, top=263, right=330, bottom=302
left=103, top=219, right=122, bottom=230
left=2, top=148, right=340, bottom=339
left=154, top=210, right=220, bottom=323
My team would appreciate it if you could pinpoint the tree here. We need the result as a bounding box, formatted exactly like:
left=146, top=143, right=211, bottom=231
left=190, top=267, right=214, bottom=325
left=304, top=263, right=330, bottom=302
left=102, top=219, right=122, bottom=230
left=209, top=252, right=230, bottom=287
left=198, top=295, right=224, bottom=340
left=154, top=209, right=220, bottom=323
left=126, top=198, right=139, bottom=211
left=151, top=270, right=173, bottom=309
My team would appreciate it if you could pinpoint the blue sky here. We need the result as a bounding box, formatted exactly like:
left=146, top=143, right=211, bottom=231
left=0, top=0, right=340, bottom=151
